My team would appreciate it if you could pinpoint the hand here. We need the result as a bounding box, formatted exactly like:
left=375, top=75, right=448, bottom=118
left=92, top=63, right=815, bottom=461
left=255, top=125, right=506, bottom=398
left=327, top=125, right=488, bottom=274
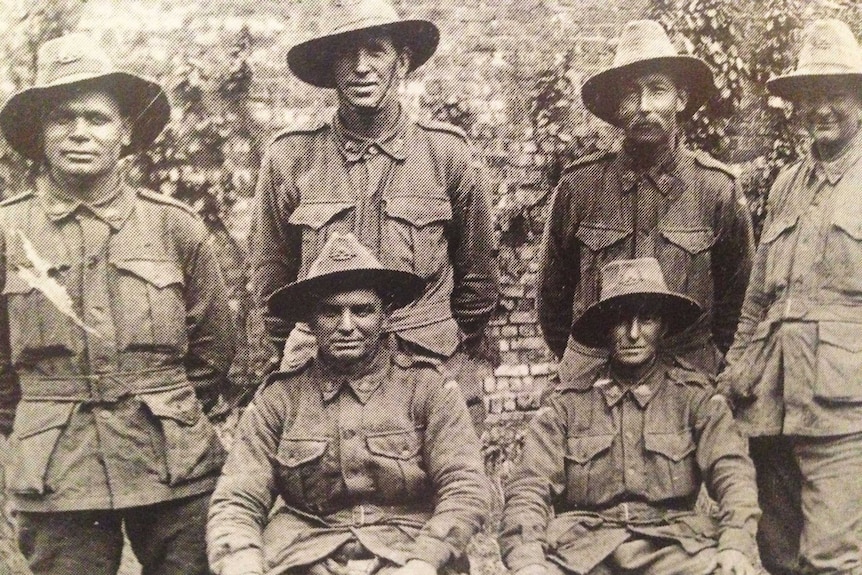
left=389, top=559, right=436, bottom=575
left=714, top=549, right=759, bottom=575
left=514, top=564, right=551, bottom=575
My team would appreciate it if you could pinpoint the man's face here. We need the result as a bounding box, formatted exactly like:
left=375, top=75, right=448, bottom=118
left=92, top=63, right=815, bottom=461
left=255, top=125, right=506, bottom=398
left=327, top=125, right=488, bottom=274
left=796, top=85, right=862, bottom=158
left=309, top=289, right=386, bottom=367
left=609, top=310, right=666, bottom=368
left=617, top=72, right=688, bottom=146
left=41, top=89, right=130, bottom=180
left=332, top=31, right=409, bottom=113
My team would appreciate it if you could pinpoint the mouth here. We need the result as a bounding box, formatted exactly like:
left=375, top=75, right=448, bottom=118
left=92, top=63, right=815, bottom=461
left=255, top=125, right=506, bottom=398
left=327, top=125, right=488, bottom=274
left=61, top=151, right=98, bottom=161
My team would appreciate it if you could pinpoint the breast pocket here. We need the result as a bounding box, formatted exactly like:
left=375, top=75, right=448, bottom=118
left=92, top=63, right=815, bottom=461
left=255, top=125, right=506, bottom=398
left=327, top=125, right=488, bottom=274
left=7, top=401, right=76, bottom=495
left=383, top=196, right=452, bottom=279
left=139, top=385, right=225, bottom=486
left=657, top=226, right=715, bottom=296
left=289, top=202, right=355, bottom=276
left=275, top=437, right=329, bottom=506
left=825, top=217, right=862, bottom=296
left=111, top=259, right=187, bottom=351
left=365, top=428, right=425, bottom=501
left=815, top=322, right=862, bottom=403
left=3, top=264, right=79, bottom=362
left=563, top=433, right=614, bottom=505
left=643, top=430, right=697, bottom=499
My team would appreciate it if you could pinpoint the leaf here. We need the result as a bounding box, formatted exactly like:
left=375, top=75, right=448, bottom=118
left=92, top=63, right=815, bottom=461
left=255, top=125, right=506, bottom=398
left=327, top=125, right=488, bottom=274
left=15, top=230, right=101, bottom=338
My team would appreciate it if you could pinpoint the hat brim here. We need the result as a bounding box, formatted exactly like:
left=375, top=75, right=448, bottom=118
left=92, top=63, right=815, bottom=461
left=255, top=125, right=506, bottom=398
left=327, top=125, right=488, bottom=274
left=0, top=72, right=170, bottom=161
left=767, top=72, right=862, bottom=100
left=571, top=291, right=702, bottom=348
left=581, top=56, right=715, bottom=126
left=287, top=20, right=439, bottom=88
left=267, top=268, right=425, bottom=325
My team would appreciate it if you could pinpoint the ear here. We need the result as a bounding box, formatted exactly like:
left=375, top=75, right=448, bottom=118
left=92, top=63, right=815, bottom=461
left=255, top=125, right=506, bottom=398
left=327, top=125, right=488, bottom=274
left=396, top=48, right=412, bottom=80
left=675, top=87, right=689, bottom=114
left=120, top=118, right=132, bottom=148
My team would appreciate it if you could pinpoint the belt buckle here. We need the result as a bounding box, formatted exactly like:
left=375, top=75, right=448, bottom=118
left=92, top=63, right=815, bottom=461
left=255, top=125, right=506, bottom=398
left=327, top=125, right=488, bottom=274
left=87, top=375, right=104, bottom=403
left=352, top=504, right=365, bottom=526
left=622, top=502, right=630, bottom=522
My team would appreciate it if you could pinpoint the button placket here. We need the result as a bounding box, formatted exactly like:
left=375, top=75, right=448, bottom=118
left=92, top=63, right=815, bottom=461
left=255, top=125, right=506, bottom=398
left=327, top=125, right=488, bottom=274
left=79, top=217, right=118, bottom=373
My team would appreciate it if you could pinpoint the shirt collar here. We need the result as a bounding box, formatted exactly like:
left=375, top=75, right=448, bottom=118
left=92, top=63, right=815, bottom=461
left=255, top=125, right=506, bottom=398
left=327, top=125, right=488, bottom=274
left=332, top=110, right=408, bottom=163
left=318, top=344, right=391, bottom=404
left=594, top=359, right=664, bottom=408
left=617, top=141, right=682, bottom=196
left=37, top=172, right=134, bottom=231
left=807, top=130, right=862, bottom=186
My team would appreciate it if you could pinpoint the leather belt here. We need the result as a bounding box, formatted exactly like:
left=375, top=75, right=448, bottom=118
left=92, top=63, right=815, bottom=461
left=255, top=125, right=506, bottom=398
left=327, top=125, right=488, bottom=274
left=19, top=366, right=188, bottom=402
left=285, top=502, right=432, bottom=529
left=564, top=500, right=695, bottom=525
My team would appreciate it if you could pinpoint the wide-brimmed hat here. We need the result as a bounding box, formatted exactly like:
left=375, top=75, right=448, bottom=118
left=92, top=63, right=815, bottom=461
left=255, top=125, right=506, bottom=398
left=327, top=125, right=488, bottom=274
left=0, top=33, right=170, bottom=161
left=287, top=0, right=439, bottom=89
left=268, top=232, right=424, bottom=324
left=571, top=258, right=701, bottom=348
left=581, top=20, right=715, bottom=126
left=767, top=19, right=862, bottom=100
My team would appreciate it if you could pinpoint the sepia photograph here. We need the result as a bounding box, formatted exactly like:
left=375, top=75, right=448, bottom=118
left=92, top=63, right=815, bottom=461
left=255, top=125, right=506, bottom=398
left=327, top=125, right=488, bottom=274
left=0, top=0, right=859, bottom=573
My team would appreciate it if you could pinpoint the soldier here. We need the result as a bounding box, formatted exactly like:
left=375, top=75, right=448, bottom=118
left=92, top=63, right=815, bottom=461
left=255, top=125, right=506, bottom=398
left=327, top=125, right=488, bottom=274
left=0, top=34, right=235, bottom=575
left=250, top=0, right=499, bottom=425
left=208, top=232, right=489, bottom=575
left=719, top=20, right=862, bottom=574
left=538, top=20, right=754, bottom=384
left=502, top=258, right=762, bottom=575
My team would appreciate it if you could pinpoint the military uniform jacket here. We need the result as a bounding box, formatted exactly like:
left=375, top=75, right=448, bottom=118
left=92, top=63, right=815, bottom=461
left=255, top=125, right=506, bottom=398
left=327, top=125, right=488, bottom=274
left=722, top=133, right=862, bottom=437
left=207, top=343, right=489, bottom=575
left=251, top=113, right=498, bottom=359
left=0, top=176, right=235, bottom=511
left=500, top=356, right=759, bottom=574
left=537, top=146, right=754, bottom=360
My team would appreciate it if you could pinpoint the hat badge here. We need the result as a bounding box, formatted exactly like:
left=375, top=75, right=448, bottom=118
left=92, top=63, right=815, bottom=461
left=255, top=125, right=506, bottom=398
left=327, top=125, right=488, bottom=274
left=53, top=48, right=84, bottom=65
left=619, top=267, right=644, bottom=286
left=812, top=36, right=832, bottom=50
left=329, top=236, right=357, bottom=261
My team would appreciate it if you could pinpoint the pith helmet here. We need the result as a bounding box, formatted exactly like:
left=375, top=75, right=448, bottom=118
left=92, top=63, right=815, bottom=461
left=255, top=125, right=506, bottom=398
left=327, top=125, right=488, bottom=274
left=287, top=0, right=439, bottom=89
left=767, top=19, right=862, bottom=100
left=571, top=258, right=702, bottom=348
left=267, top=232, right=424, bottom=324
left=0, top=33, right=170, bottom=161
left=581, top=20, right=715, bottom=126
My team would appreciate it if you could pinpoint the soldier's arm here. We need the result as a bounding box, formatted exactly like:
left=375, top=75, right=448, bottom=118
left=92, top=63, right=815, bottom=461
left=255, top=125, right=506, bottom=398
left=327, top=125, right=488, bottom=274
left=207, top=387, right=285, bottom=575
left=711, top=175, right=755, bottom=354
left=0, top=232, right=19, bottom=436
left=692, top=391, right=761, bottom=562
left=448, top=143, right=499, bottom=350
left=411, top=373, right=490, bottom=569
left=500, top=400, right=567, bottom=572
left=537, top=179, right=579, bottom=359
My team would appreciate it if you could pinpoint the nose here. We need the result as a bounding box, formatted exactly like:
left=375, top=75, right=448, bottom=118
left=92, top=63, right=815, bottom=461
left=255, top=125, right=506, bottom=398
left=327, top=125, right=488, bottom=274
left=337, top=309, right=356, bottom=333
left=627, top=317, right=641, bottom=341
left=353, top=47, right=372, bottom=74
left=638, top=89, right=659, bottom=113
left=69, top=117, right=89, bottom=140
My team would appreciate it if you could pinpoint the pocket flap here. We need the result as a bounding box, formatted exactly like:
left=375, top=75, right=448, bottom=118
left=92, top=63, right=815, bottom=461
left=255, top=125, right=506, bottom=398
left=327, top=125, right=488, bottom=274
left=113, top=260, right=184, bottom=289
left=289, top=202, right=355, bottom=230
left=384, top=197, right=452, bottom=228
left=564, top=434, right=614, bottom=464
left=2, top=271, right=35, bottom=295
left=659, top=228, right=715, bottom=255
left=833, top=218, right=862, bottom=241
left=819, top=322, right=862, bottom=352
left=366, top=429, right=421, bottom=460
left=139, top=385, right=201, bottom=426
left=760, top=216, right=799, bottom=244
left=575, top=224, right=630, bottom=253
left=277, top=438, right=328, bottom=468
left=644, top=431, right=695, bottom=462
left=13, top=401, right=76, bottom=440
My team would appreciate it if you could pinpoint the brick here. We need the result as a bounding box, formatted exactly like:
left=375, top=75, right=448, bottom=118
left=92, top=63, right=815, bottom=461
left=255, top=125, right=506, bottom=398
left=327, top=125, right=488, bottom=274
left=509, top=311, right=533, bottom=324
left=501, top=284, right=526, bottom=298
left=518, top=324, right=537, bottom=337
left=483, top=376, right=496, bottom=394
left=501, top=352, right=520, bottom=365
left=499, top=340, right=510, bottom=352
left=530, top=363, right=552, bottom=376
left=501, top=325, right=519, bottom=337
left=503, top=396, right=517, bottom=412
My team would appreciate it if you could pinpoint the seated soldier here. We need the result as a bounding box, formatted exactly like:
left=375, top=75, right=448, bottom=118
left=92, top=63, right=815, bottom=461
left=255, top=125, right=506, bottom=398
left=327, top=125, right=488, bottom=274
left=500, top=258, right=762, bottom=575
left=207, top=232, right=489, bottom=575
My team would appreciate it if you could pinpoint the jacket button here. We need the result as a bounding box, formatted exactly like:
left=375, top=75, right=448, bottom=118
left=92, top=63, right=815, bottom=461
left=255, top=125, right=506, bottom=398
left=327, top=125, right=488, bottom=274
left=100, top=410, right=111, bottom=420
left=342, top=429, right=355, bottom=440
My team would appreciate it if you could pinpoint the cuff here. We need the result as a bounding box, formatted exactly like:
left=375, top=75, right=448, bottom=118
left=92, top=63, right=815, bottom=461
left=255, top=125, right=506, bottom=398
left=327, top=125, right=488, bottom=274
left=505, top=542, right=547, bottom=572
left=407, top=535, right=455, bottom=570
left=218, top=548, right=264, bottom=575
left=718, top=526, right=757, bottom=558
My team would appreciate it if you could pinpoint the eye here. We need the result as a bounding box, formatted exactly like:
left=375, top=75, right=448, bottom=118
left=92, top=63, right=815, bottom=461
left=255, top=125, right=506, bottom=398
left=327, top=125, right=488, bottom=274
left=87, top=113, right=111, bottom=126
left=352, top=304, right=376, bottom=317
left=46, top=110, right=75, bottom=125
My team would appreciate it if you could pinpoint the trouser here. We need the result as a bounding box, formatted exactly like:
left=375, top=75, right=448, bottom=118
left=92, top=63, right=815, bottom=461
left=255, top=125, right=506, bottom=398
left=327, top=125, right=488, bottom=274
left=280, top=325, right=490, bottom=429
left=17, top=493, right=210, bottom=575
left=751, top=433, right=862, bottom=575
left=544, top=539, right=725, bottom=575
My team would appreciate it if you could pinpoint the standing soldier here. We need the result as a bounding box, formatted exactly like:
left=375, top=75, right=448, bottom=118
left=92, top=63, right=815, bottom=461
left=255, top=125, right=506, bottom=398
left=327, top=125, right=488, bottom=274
left=250, top=0, right=499, bottom=424
left=720, top=20, right=862, bottom=574
left=0, top=34, right=235, bottom=575
left=538, top=20, right=754, bottom=383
